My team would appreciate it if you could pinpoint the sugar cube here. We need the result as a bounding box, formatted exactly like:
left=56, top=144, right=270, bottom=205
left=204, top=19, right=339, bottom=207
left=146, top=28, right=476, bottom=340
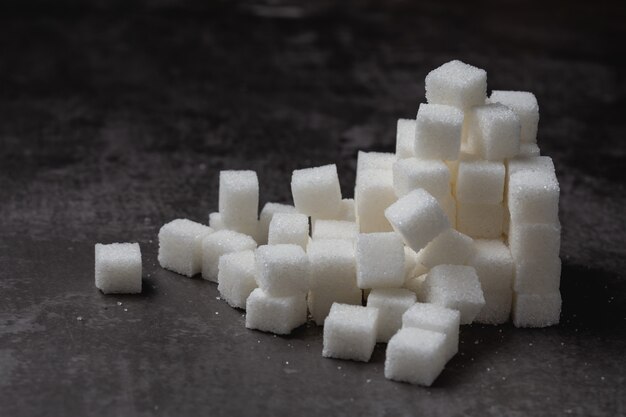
left=356, top=151, right=396, bottom=175
left=470, top=239, right=514, bottom=292
left=422, top=265, right=485, bottom=324
left=457, top=201, right=503, bottom=239
left=255, top=244, right=309, bottom=296
left=355, top=169, right=396, bottom=233
left=307, top=239, right=357, bottom=290
left=311, top=220, right=358, bottom=241
left=384, top=327, right=447, bottom=386
left=384, top=189, right=450, bottom=252
left=245, top=288, right=307, bottom=334
left=267, top=213, right=309, bottom=249
left=402, top=302, right=460, bottom=361
left=489, top=90, right=539, bottom=144
left=258, top=202, right=298, bottom=245
left=322, top=303, right=379, bottom=362
left=507, top=156, right=555, bottom=178
left=158, top=218, right=214, bottom=277
left=508, top=223, right=561, bottom=262
left=217, top=250, right=257, bottom=309
left=455, top=160, right=505, bottom=203
left=513, top=257, right=561, bottom=293
left=219, top=170, right=259, bottom=237
left=512, top=291, right=561, bottom=328
left=355, top=232, right=405, bottom=289
left=474, top=288, right=512, bottom=325
left=392, top=158, right=450, bottom=199
left=291, top=164, right=342, bottom=219
left=414, top=103, right=464, bottom=160
left=208, top=212, right=225, bottom=231
left=465, top=103, right=521, bottom=161
left=419, top=229, right=474, bottom=268
left=201, top=230, right=257, bottom=282
left=367, top=289, right=417, bottom=342
left=425, top=60, right=487, bottom=110
left=395, top=118, right=416, bottom=159
left=95, top=243, right=142, bottom=294
left=508, top=170, right=560, bottom=224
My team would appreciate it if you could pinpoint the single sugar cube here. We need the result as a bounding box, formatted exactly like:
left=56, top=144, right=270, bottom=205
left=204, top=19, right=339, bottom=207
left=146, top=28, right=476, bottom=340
left=384, top=189, right=450, bottom=252
left=208, top=212, right=226, bottom=231
left=255, top=244, right=309, bottom=296
left=367, top=289, right=417, bottom=342
left=470, top=239, right=514, bottom=292
left=201, top=230, right=257, bottom=282
left=258, top=202, right=298, bottom=245
left=245, top=288, right=307, bottom=334
left=355, top=169, right=396, bottom=233
left=425, top=60, right=487, bottom=110
left=489, top=90, right=539, bottom=144
left=455, top=160, right=505, bottom=203
left=414, top=103, right=464, bottom=160
left=355, top=232, right=405, bottom=289
left=508, top=170, right=560, bottom=224
left=392, top=158, right=451, bottom=199
left=512, top=291, right=561, bottom=328
left=268, top=213, right=309, bottom=249
left=308, top=287, right=363, bottom=326
left=311, top=219, right=358, bottom=241
left=465, top=103, right=521, bottom=161
left=474, top=288, right=512, bottom=325
left=219, top=170, right=259, bottom=237
left=507, top=156, right=555, bottom=178
left=337, top=198, right=356, bottom=221
left=402, top=302, right=460, bottom=361
left=508, top=222, right=561, bottom=262
left=513, top=257, right=562, bottom=293
left=95, top=243, right=142, bottom=294
left=422, top=265, right=485, bottom=324
left=217, top=250, right=257, bottom=309
left=356, top=151, right=397, bottom=175
left=158, top=218, right=213, bottom=277
left=291, top=164, right=342, bottom=219
left=384, top=327, right=448, bottom=386
left=308, top=239, right=357, bottom=291
left=322, top=303, right=379, bottom=362
left=457, top=201, right=503, bottom=239
left=419, top=229, right=474, bottom=269
left=396, top=118, right=416, bottom=159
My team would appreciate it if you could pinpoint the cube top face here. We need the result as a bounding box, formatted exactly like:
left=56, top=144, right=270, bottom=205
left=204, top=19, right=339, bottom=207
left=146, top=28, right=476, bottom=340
left=490, top=90, right=538, bottom=113
left=291, top=164, right=342, bottom=218
left=260, top=202, right=297, bottom=219
left=456, top=160, right=505, bottom=203
left=160, top=218, right=213, bottom=240
left=507, top=156, right=555, bottom=178
left=219, top=170, right=259, bottom=192
left=396, top=119, right=417, bottom=158
left=402, top=302, right=461, bottom=330
left=327, top=303, right=379, bottom=330
left=270, top=212, right=309, bottom=232
left=427, top=264, right=483, bottom=300
left=392, top=158, right=450, bottom=199
left=356, top=232, right=405, bottom=288
left=425, top=60, right=487, bottom=109
left=204, top=229, right=257, bottom=251
left=416, top=103, right=465, bottom=127
left=357, top=151, right=397, bottom=173
left=96, top=242, right=141, bottom=265
left=356, top=168, right=393, bottom=189
left=256, top=243, right=308, bottom=267
left=219, top=249, right=255, bottom=275
left=389, top=326, right=447, bottom=355
left=367, top=288, right=417, bottom=310
left=469, top=103, right=521, bottom=160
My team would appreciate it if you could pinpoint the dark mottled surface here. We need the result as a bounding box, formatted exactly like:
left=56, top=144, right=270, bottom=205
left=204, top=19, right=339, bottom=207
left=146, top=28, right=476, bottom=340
left=1, top=1, right=625, bottom=416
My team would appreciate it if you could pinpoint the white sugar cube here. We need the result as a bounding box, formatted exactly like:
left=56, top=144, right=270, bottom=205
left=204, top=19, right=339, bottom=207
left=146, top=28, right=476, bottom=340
left=201, top=230, right=257, bottom=282
left=267, top=213, right=309, bottom=249
left=219, top=170, right=259, bottom=237
left=392, top=158, right=450, bottom=199
left=455, top=160, right=505, bottom=203
left=508, top=170, right=560, bottom=224
left=217, top=250, right=257, bottom=309
left=356, top=151, right=396, bottom=175
left=465, top=103, right=521, bottom=161
left=512, top=291, right=561, bottom=328
left=457, top=201, right=503, bottom=239
left=311, top=220, right=358, bottom=241
left=414, top=103, right=464, bottom=160
left=308, top=239, right=357, bottom=290
left=355, top=169, right=396, bottom=233
left=507, top=156, right=555, bottom=178
left=337, top=198, right=356, bottom=221
left=489, top=90, right=539, bottom=144
left=508, top=223, right=561, bottom=262
left=474, top=288, right=512, bottom=325
left=396, top=118, right=416, bottom=159
left=425, top=60, right=487, bottom=110
left=519, top=143, right=540, bottom=157
left=291, top=164, right=342, bottom=219
left=258, top=202, right=298, bottom=245
left=208, top=212, right=225, bottom=231
left=402, top=302, right=460, bottom=361
left=419, top=229, right=474, bottom=269
left=384, top=189, right=450, bottom=252
left=355, top=232, right=405, bottom=289
left=470, top=239, right=514, bottom=292
left=422, top=265, right=485, bottom=324
left=255, top=244, right=309, bottom=296
left=158, top=218, right=214, bottom=277
left=384, top=327, right=447, bottom=386
left=245, top=288, right=307, bottom=335
left=308, top=287, right=362, bottom=326
left=367, top=289, right=417, bottom=342
left=95, top=243, right=142, bottom=294
left=322, top=303, right=379, bottom=362
left=514, top=257, right=561, bottom=293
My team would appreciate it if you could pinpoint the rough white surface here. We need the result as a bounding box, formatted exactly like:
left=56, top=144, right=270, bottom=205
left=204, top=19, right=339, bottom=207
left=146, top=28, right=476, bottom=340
left=337, top=198, right=356, bottom=222
left=255, top=244, right=310, bottom=296
left=355, top=169, right=396, bottom=233
left=402, top=302, right=460, bottom=361
left=367, top=289, right=417, bottom=342
left=291, top=164, right=342, bottom=219
left=258, top=202, right=298, bottom=245
left=465, top=103, right=521, bottom=161
left=508, top=222, right=561, bottom=262
left=419, top=229, right=474, bottom=269
left=457, top=201, right=504, bottom=239
left=217, top=250, right=257, bottom=309
left=455, top=160, right=505, bottom=203
left=474, top=288, right=513, bottom=325
left=392, top=158, right=451, bottom=199
left=396, top=119, right=416, bottom=159
left=414, top=103, right=464, bottom=160
left=311, top=220, right=358, bottom=241
left=513, top=257, right=562, bottom=293
left=355, top=232, right=406, bottom=289
left=512, top=291, right=561, bottom=328
left=489, top=90, right=539, bottom=144
left=95, top=242, right=142, bottom=294
left=508, top=170, right=560, bottom=224
left=245, top=288, right=307, bottom=334
left=425, top=60, right=487, bottom=110
left=470, top=239, right=514, bottom=292
left=158, top=218, right=214, bottom=277
left=323, top=304, right=379, bottom=362
left=208, top=212, right=226, bottom=231
left=201, top=230, right=257, bottom=282
left=356, top=151, right=397, bottom=175
left=219, top=170, right=259, bottom=237
left=268, top=212, right=310, bottom=249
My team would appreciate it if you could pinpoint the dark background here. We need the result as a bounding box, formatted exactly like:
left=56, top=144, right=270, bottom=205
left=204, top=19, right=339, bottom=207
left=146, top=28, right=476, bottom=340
left=1, top=1, right=625, bottom=416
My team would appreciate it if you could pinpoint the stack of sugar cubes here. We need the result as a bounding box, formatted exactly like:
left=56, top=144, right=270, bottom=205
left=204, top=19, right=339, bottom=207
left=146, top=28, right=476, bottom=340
left=148, top=59, right=561, bottom=386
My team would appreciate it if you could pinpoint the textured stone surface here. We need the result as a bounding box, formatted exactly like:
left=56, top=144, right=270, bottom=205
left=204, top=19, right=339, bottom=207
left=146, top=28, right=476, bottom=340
left=0, top=1, right=624, bottom=416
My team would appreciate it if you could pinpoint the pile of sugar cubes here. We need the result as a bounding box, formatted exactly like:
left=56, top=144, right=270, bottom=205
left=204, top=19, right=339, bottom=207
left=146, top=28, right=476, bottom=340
left=94, top=60, right=561, bottom=386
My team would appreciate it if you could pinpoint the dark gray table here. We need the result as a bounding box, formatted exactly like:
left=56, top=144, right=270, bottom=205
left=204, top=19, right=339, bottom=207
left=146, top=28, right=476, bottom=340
left=1, top=1, right=625, bottom=416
